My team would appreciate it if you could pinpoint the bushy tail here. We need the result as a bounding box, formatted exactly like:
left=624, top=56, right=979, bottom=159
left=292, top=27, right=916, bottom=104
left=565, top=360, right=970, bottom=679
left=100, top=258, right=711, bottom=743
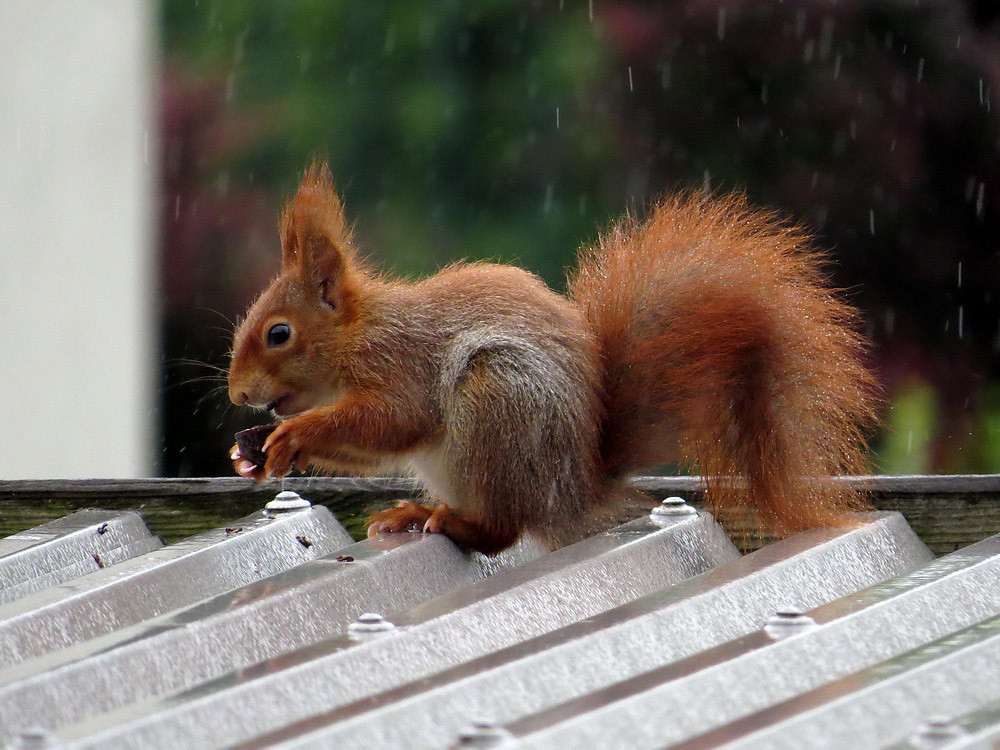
left=567, top=193, right=878, bottom=534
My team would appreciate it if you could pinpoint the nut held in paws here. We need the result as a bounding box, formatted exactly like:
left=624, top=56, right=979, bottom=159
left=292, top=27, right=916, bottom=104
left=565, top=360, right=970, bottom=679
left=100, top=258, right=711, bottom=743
left=235, top=424, right=278, bottom=468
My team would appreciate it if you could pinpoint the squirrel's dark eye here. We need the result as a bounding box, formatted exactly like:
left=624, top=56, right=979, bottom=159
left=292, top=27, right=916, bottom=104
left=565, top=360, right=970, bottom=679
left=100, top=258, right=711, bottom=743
left=266, top=323, right=291, bottom=348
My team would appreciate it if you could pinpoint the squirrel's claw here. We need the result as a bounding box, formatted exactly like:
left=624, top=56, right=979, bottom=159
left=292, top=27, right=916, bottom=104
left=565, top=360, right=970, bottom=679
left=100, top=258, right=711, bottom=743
left=230, top=443, right=267, bottom=482
left=422, top=503, right=454, bottom=534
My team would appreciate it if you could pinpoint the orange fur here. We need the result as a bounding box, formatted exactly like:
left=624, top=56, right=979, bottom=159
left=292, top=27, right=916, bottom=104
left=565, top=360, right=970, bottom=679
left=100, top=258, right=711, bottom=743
left=569, top=192, right=878, bottom=533
left=229, top=165, right=877, bottom=554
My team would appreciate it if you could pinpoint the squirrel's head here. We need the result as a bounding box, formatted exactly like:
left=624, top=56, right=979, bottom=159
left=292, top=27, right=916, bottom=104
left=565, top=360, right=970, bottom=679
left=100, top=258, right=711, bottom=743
left=228, top=162, right=365, bottom=417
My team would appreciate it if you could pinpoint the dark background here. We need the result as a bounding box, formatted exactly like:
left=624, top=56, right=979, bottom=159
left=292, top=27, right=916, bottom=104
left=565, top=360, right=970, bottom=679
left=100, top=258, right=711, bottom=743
left=158, top=0, right=1000, bottom=477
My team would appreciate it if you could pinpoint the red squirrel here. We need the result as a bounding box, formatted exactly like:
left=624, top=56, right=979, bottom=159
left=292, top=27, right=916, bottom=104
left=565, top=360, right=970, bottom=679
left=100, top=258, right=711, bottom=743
left=228, top=161, right=878, bottom=554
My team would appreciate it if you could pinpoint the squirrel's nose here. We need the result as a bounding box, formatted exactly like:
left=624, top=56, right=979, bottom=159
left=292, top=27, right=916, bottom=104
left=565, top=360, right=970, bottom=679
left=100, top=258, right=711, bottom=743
left=230, top=387, right=249, bottom=406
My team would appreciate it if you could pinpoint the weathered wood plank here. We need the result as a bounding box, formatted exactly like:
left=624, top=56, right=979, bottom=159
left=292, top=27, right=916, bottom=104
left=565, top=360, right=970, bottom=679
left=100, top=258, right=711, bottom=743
left=1, top=476, right=998, bottom=554
left=0, top=477, right=419, bottom=543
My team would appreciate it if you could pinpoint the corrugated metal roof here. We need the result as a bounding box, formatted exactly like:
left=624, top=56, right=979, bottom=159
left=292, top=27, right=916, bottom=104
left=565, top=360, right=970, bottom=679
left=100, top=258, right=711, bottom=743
left=1, top=478, right=999, bottom=749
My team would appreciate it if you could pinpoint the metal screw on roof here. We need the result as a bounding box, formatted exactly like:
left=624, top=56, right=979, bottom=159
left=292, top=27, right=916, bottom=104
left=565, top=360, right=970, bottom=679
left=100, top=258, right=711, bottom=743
left=9, top=730, right=66, bottom=749
left=650, top=496, right=697, bottom=522
left=264, top=490, right=312, bottom=514
left=452, top=721, right=517, bottom=749
left=764, top=606, right=819, bottom=640
left=347, top=612, right=397, bottom=639
left=908, top=716, right=968, bottom=748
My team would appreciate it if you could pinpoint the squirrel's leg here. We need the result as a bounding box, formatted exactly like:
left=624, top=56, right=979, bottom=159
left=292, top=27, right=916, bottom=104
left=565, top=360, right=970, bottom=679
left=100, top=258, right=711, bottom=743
left=366, top=502, right=519, bottom=555
left=431, top=344, right=600, bottom=555
left=261, top=392, right=430, bottom=479
left=422, top=504, right=520, bottom=556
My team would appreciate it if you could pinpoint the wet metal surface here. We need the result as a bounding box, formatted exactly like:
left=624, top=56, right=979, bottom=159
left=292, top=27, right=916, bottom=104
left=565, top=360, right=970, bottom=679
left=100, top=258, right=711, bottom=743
left=680, top=612, right=1000, bottom=749
left=0, top=510, right=161, bottom=605
left=472, top=528, right=1000, bottom=750
left=0, top=504, right=352, bottom=666
left=54, top=510, right=740, bottom=749
left=886, top=696, right=1000, bottom=749
left=238, top=512, right=934, bottom=750
left=0, top=532, right=543, bottom=740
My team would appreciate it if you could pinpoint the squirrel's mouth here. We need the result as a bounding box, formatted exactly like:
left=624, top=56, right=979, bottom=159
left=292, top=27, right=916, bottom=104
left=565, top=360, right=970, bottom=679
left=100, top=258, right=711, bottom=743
left=265, top=394, right=298, bottom=417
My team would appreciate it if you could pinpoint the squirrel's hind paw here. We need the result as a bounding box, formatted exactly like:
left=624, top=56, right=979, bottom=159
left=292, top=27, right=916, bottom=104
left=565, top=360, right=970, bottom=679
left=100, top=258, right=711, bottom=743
left=367, top=500, right=434, bottom=537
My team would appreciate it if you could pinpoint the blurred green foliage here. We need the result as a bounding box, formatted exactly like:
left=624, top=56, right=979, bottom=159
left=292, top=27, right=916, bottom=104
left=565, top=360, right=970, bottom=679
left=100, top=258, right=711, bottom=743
left=162, top=1, right=616, bottom=281
left=876, top=381, right=938, bottom=474
left=159, top=0, right=1000, bottom=477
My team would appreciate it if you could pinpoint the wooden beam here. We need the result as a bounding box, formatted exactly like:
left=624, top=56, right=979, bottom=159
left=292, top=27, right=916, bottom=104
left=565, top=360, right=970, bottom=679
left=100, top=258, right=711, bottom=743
left=2, top=476, right=998, bottom=554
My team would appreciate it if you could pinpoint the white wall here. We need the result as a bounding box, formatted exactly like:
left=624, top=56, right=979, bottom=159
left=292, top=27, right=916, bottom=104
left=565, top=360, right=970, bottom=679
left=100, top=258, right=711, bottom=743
left=0, top=2, right=156, bottom=478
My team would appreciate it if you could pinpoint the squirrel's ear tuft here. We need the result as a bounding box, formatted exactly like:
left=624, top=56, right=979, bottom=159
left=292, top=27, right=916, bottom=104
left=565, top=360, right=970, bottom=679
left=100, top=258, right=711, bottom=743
left=279, top=161, right=354, bottom=295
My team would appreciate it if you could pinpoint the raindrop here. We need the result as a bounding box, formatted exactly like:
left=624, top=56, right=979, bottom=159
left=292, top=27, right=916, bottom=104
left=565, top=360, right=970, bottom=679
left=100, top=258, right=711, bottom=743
left=216, top=171, right=230, bottom=196
left=959, top=306, right=964, bottom=339
left=958, top=262, right=963, bottom=288
left=660, top=63, right=672, bottom=90
left=980, top=79, right=985, bottom=106
left=588, top=0, right=593, bottom=22
left=717, top=8, right=726, bottom=40
left=976, top=182, right=985, bottom=219
left=555, top=106, right=560, bottom=129
left=543, top=183, right=554, bottom=214
left=916, top=57, right=925, bottom=82
left=628, top=66, right=634, bottom=93
left=869, top=209, right=875, bottom=236
left=833, top=54, right=842, bottom=79
left=703, top=170, right=711, bottom=193
left=832, top=132, right=847, bottom=156
left=819, top=18, right=834, bottom=58
left=956, top=35, right=962, bottom=49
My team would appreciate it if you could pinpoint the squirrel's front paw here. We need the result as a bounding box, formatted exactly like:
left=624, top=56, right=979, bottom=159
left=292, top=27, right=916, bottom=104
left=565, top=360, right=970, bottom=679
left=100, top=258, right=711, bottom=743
left=230, top=443, right=267, bottom=481
left=261, top=421, right=307, bottom=479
